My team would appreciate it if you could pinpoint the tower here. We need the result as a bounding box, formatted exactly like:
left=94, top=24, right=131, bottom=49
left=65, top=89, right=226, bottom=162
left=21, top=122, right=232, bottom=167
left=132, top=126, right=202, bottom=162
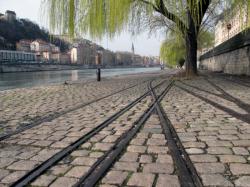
left=131, top=43, right=135, bottom=54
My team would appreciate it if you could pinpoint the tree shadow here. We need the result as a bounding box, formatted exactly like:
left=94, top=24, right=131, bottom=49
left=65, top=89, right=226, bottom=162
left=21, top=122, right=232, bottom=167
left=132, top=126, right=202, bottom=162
left=175, top=83, right=250, bottom=124
left=179, top=78, right=250, bottom=113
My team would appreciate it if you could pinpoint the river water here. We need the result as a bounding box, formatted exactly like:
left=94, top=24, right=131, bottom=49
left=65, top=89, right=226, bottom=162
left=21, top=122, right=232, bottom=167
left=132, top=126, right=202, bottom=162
left=0, top=67, right=161, bottom=91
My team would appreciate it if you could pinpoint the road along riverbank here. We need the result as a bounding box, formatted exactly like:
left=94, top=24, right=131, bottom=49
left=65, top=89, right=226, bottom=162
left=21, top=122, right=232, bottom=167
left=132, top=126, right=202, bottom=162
left=0, top=70, right=249, bottom=187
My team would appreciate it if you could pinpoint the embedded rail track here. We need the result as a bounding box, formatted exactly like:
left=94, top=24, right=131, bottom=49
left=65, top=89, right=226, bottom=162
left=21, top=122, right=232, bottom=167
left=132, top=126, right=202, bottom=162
left=149, top=82, right=202, bottom=187
left=217, top=74, right=250, bottom=88
left=0, top=79, right=152, bottom=141
left=10, top=78, right=168, bottom=187
left=10, top=75, right=203, bottom=187
left=176, top=83, right=250, bottom=124
left=73, top=80, right=174, bottom=187
left=180, top=77, right=250, bottom=113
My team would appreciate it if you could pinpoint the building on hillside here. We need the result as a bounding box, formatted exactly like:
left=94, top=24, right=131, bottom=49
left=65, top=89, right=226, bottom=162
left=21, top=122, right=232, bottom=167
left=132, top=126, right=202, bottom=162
left=5, top=10, right=16, bottom=22
left=30, top=40, right=62, bottom=62
left=71, top=40, right=83, bottom=64
left=0, top=36, right=6, bottom=49
left=0, top=10, right=17, bottom=22
left=71, top=39, right=103, bottom=65
left=50, top=52, right=70, bottom=63
left=16, top=40, right=32, bottom=52
left=60, top=53, right=71, bottom=63
left=30, top=40, right=51, bottom=52
left=215, top=5, right=249, bottom=46
left=50, top=44, right=60, bottom=53
left=31, top=40, right=50, bottom=62
left=0, top=50, right=36, bottom=63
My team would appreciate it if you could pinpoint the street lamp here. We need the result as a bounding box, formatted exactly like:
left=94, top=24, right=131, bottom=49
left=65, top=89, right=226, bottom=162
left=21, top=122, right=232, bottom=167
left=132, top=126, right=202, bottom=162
left=226, top=23, right=232, bottom=40
left=95, top=51, right=102, bottom=82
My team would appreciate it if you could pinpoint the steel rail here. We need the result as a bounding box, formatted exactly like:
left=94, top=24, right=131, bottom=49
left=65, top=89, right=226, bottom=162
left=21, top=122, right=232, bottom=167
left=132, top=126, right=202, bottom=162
left=149, top=81, right=203, bottom=187
left=0, top=79, right=151, bottom=141
left=10, top=78, right=167, bottom=187
left=176, top=83, right=250, bottom=124
left=74, top=80, right=174, bottom=187
left=218, top=75, right=250, bottom=88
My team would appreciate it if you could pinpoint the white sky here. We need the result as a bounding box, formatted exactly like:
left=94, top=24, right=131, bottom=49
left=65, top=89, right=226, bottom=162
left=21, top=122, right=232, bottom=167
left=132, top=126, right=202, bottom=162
left=0, top=0, right=164, bottom=56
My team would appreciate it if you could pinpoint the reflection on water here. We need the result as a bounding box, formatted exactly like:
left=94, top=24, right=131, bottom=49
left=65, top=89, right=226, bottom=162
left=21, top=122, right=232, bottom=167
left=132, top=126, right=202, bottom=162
left=0, top=67, right=160, bottom=91
left=71, top=70, right=79, bottom=81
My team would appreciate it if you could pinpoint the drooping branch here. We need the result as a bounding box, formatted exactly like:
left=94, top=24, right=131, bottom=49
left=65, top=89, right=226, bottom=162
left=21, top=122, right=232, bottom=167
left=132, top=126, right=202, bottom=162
left=155, top=0, right=188, bottom=33
left=69, top=0, right=75, bottom=37
left=196, top=0, right=211, bottom=32
left=136, top=0, right=187, bottom=34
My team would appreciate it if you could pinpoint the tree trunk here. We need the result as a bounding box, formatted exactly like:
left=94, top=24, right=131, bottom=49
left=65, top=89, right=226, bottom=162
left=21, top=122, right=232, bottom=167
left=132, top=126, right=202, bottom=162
left=185, top=10, right=198, bottom=77
left=185, top=32, right=198, bottom=76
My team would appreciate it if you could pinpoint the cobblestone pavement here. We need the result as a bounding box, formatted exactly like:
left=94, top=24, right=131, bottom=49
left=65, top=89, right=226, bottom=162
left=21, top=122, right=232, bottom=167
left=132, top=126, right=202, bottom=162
left=0, top=72, right=164, bottom=136
left=30, top=96, right=152, bottom=187
left=0, top=71, right=250, bottom=187
left=162, top=74, right=250, bottom=187
left=100, top=114, right=180, bottom=187
left=0, top=72, right=168, bottom=186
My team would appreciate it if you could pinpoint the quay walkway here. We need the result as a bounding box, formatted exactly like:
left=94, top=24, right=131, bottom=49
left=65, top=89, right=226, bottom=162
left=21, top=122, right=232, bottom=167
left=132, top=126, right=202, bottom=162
left=0, top=70, right=249, bottom=187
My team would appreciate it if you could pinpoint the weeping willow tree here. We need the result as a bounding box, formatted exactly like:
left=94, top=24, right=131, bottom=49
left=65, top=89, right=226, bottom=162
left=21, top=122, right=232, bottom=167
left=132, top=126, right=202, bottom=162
left=160, top=29, right=214, bottom=67
left=42, top=0, right=250, bottom=76
left=160, top=32, right=185, bottom=67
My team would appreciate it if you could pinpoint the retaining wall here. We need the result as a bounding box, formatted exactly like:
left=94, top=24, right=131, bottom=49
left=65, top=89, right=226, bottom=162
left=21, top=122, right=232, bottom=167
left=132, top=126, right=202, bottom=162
left=199, top=29, right=250, bottom=76
left=0, top=63, right=90, bottom=73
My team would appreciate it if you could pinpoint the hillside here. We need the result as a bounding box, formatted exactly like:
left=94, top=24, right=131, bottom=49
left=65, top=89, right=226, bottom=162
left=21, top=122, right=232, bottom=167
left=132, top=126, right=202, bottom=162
left=0, top=18, right=70, bottom=52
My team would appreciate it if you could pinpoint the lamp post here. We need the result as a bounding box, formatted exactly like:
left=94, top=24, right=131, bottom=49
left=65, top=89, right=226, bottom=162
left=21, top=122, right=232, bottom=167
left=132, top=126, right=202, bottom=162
left=96, top=51, right=102, bottom=82
left=226, top=23, right=232, bottom=40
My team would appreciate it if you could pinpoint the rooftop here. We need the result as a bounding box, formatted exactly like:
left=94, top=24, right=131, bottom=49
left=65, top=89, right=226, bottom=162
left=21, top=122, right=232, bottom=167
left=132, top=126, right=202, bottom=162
left=5, top=10, right=16, bottom=15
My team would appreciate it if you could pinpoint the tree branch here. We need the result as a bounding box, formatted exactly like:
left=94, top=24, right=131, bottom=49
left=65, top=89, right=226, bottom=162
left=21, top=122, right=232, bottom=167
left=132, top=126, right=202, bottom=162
left=196, top=0, right=211, bottom=32
left=136, top=0, right=187, bottom=34
left=155, top=0, right=187, bottom=33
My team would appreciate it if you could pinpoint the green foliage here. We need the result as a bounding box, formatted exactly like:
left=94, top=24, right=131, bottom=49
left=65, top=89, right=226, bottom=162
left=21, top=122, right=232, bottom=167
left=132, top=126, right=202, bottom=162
left=42, top=0, right=250, bottom=73
left=160, top=29, right=214, bottom=66
left=198, top=30, right=214, bottom=50
left=43, top=0, right=134, bottom=39
left=160, top=32, right=185, bottom=67
left=43, top=0, right=250, bottom=39
left=178, top=58, right=185, bottom=67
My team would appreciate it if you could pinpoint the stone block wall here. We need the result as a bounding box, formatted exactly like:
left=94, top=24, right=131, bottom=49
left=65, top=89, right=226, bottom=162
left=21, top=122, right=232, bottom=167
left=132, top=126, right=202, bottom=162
left=199, top=29, right=250, bottom=76
left=200, top=46, right=250, bottom=75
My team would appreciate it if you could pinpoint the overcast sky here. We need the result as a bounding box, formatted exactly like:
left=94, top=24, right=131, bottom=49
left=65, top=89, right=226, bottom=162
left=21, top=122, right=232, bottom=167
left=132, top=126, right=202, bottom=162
left=0, top=0, right=164, bottom=56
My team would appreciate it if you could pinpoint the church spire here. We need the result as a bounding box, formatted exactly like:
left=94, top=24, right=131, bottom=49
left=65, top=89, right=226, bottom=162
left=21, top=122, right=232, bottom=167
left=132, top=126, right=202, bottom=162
left=131, top=43, right=135, bottom=54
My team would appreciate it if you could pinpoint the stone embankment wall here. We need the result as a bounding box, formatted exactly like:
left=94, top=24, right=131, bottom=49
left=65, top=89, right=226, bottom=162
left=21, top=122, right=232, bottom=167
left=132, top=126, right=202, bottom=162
left=0, top=62, right=148, bottom=73
left=199, top=29, right=250, bottom=76
left=0, top=63, right=90, bottom=73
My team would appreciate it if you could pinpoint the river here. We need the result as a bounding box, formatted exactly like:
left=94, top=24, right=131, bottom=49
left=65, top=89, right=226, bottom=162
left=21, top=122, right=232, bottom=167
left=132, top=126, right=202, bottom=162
left=0, top=67, right=161, bottom=91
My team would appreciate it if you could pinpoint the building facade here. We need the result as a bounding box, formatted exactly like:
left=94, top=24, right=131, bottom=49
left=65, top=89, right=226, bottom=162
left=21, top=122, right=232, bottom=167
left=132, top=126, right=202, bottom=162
left=215, top=6, right=249, bottom=46
left=0, top=50, right=36, bottom=63
left=16, top=40, right=32, bottom=52
left=0, top=10, right=16, bottom=22
left=115, top=52, right=133, bottom=66
left=70, top=39, right=102, bottom=65
left=30, top=40, right=51, bottom=52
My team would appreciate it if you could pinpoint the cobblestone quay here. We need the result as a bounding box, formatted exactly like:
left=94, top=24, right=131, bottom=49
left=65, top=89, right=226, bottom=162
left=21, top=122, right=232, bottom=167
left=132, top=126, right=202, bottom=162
left=0, top=70, right=250, bottom=187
